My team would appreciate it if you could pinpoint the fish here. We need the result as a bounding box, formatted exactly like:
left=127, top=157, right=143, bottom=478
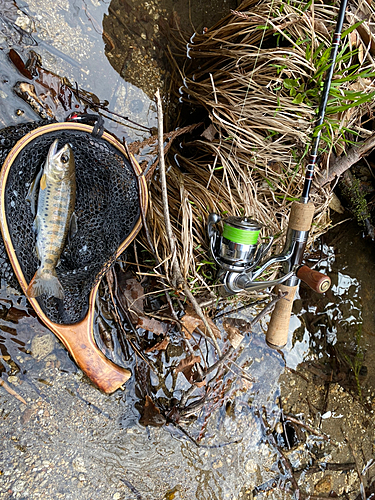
left=26, top=139, right=76, bottom=299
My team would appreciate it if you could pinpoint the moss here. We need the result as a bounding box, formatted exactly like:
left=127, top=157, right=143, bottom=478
left=340, top=173, right=371, bottom=226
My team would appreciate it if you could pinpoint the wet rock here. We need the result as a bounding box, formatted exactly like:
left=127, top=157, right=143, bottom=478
left=31, top=332, right=55, bottom=360
left=314, top=475, right=333, bottom=493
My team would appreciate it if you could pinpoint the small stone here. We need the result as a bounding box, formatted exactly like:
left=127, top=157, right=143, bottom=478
left=31, top=333, right=55, bottom=360
left=275, top=422, right=284, bottom=434
left=72, top=457, right=87, bottom=473
left=314, top=475, right=332, bottom=493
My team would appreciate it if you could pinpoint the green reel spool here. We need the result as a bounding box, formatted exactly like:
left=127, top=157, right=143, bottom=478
left=222, top=217, right=261, bottom=245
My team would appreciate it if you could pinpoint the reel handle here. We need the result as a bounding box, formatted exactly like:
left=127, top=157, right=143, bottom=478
left=297, top=265, right=331, bottom=293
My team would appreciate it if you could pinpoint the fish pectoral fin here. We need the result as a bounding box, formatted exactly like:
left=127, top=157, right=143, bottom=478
left=40, top=173, right=47, bottom=190
left=33, top=215, right=40, bottom=234
left=26, top=166, right=43, bottom=217
left=68, top=212, right=78, bottom=241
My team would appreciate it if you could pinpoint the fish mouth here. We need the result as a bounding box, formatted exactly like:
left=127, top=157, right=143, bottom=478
left=47, top=139, right=59, bottom=162
left=48, top=139, right=71, bottom=163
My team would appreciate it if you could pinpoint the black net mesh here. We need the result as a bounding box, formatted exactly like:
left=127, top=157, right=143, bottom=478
left=0, top=121, right=141, bottom=325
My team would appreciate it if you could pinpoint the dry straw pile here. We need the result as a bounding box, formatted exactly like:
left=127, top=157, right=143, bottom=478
left=147, top=0, right=375, bottom=292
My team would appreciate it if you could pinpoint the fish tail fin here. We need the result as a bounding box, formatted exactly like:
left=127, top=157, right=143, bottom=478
left=26, top=269, right=64, bottom=299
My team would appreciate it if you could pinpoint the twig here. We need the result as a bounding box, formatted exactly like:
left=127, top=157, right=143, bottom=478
left=119, top=478, right=143, bottom=500
left=204, top=292, right=287, bottom=377
left=0, top=378, right=27, bottom=405
left=250, top=291, right=287, bottom=327
left=285, top=414, right=339, bottom=445
left=204, top=347, right=234, bottom=375
left=261, top=410, right=301, bottom=497
left=346, top=437, right=367, bottom=500
left=317, top=132, right=375, bottom=188
left=106, top=269, right=157, bottom=372
left=179, top=384, right=199, bottom=408
left=214, top=296, right=269, bottom=319
left=155, top=89, right=222, bottom=358
left=183, top=284, right=222, bottom=357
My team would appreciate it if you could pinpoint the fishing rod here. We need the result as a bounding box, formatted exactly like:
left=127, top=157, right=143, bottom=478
left=208, top=0, right=348, bottom=348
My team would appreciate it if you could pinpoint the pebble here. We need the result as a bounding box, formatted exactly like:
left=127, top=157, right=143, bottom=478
left=31, top=333, right=55, bottom=360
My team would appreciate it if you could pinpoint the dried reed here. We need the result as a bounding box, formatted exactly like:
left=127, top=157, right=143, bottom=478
left=144, top=0, right=375, bottom=295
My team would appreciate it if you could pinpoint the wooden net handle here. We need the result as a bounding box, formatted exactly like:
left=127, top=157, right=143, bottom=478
left=53, top=314, right=131, bottom=393
left=266, top=284, right=297, bottom=349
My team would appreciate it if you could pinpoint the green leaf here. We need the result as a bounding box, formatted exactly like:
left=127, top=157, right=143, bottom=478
left=292, top=93, right=304, bottom=104
left=341, top=21, right=364, bottom=38
left=283, top=78, right=299, bottom=89
left=332, top=70, right=375, bottom=84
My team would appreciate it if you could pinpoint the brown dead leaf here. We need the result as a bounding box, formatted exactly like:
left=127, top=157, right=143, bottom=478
left=193, top=377, right=207, bottom=388
left=201, top=123, right=217, bottom=141
left=181, top=306, right=221, bottom=340
left=223, top=320, right=244, bottom=349
left=121, top=277, right=144, bottom=316
left=139, top=395, right=166, bottom=427
left=314, top=19, right=329, bottom=37
left=176, top=354, right=201, bottom=383
left=137, top=316, right=168, bottom=335
left=181, top=313, right=201, bottom=339
left=145, top=336, right=170, bottom=352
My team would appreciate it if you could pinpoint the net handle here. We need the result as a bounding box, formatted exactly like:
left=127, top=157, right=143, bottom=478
left=52, top=282, right=131, bottom=393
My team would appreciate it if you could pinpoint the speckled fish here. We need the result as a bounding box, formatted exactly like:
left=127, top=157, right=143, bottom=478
left=26, top=139, right=76, bottom=299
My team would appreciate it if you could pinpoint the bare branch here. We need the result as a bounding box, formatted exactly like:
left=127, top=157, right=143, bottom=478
left=317, top=132, right=375, bottom=189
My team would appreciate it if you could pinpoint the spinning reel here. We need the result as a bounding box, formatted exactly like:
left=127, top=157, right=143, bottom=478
left=208, top=212, right=331, bottom=296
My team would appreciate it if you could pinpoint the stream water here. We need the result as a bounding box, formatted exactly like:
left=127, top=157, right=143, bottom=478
left=0, top=1, right=374, bottom=499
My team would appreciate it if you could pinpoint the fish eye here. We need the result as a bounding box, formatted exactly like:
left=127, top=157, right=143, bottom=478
left=61, top=153, right=69, bottom=164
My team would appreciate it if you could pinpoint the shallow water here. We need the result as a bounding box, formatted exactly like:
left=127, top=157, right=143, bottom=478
left=0, top=1, right=374, bottom=499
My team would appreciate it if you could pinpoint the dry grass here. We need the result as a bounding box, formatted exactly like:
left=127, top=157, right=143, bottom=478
left=140, top=0, right=375, bottom=295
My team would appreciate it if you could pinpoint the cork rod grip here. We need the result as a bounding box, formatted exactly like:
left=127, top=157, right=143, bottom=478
left=288, top=201, right=315, bottom=231
left=266, top=284, right=298, bottom=348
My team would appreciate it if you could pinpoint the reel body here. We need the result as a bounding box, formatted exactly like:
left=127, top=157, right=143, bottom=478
left=208, top=212, right=330, bottom=295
